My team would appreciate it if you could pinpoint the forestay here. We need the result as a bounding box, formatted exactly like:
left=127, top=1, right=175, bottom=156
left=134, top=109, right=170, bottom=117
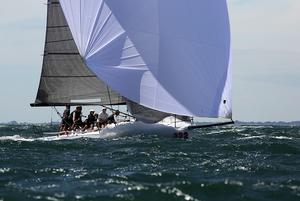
left=59, top=0, right=232, bottom=118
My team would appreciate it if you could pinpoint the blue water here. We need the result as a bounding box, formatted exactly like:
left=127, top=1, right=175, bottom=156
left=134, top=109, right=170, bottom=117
left=0, top=124, right=299, bottom=201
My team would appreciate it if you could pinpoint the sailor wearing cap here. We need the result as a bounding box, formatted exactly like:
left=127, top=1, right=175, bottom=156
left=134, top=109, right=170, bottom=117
left=97, top=108, right=108, bottom=128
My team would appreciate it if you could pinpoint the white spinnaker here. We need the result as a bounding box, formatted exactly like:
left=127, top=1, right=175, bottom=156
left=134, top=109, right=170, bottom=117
left=59, top=0, right=231, bottom=118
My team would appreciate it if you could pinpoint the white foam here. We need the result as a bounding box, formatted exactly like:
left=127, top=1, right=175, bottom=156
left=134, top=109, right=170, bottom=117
left=0, top=121, right=178, bottom=142
left=0, top=135, right=35, bottom=142
left=100, top=121, right=177, bottom=138
left=271, top=136, right=293, bottom=140
left=237, top=135, right=266, bottom=140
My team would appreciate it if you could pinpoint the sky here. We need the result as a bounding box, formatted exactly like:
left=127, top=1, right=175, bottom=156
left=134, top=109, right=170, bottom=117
left=0, top=0, right=299, bottom=123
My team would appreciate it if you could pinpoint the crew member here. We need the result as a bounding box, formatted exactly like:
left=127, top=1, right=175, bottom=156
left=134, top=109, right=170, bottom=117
left=97, top=108, right=109, bottom=128
left=84, top=109, right=96, bottom=130
left=107, top=110, right=120, bottom=125
left=60, top=105, right=71, bottom=132
left=70, top=106, right=83, bottom=130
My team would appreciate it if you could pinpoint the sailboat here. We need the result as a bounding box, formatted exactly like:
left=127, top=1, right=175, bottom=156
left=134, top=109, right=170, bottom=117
left=31, top=0, right=233, bottom=137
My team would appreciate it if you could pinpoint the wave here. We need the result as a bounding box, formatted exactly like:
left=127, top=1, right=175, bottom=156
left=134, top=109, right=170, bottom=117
left=0, top=135, right=35, bottom=142
left=0, top=121, right=177, bottom=142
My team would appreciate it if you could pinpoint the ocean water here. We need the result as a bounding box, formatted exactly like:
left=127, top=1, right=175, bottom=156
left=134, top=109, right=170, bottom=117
left=0, top=124, right=299, bottom=201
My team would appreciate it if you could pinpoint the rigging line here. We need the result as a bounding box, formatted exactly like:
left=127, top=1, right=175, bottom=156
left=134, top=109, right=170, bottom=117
left=187, top=120, right=234, bottom=130
left=100, top=104, right=134, bottom=119
left=50, top=107, right=53, bottom=125
left=174, top=114, right=177, bottom=128
left=106, top=86, right=113, bottom=109
left=53, top=106, right=73, bottom=128
left=53, top=106, right=62, bottom=119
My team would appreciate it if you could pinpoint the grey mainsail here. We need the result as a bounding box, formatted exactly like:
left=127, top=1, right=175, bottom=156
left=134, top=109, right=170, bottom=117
left=31, top=0, right=123, bottom=107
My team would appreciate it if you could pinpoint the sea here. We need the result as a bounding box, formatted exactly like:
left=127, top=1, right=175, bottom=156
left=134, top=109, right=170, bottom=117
left=0, top=124, right=299, bottom=201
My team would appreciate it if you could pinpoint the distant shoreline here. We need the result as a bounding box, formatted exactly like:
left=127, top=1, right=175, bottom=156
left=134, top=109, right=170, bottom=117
left=234, top=121, right=300, bottom=126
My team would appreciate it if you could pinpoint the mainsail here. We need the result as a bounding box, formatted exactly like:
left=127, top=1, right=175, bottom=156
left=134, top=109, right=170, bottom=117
left=32, top=0, right=232, bottom=122
left=31, top=0, right=124, bottom=107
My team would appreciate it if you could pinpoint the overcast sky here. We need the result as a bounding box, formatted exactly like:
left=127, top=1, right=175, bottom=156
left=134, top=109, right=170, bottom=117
left=0, top=0, right=299, bottom=123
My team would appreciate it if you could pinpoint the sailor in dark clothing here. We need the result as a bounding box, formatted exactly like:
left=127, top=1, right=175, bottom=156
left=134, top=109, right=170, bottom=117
left=84, top=109, right=97, bottom=130
left=60, top=105, right=70, bottom=131
left=70, top=106, right=83, bottom=130
left=107, top=110, right=120, bottom=125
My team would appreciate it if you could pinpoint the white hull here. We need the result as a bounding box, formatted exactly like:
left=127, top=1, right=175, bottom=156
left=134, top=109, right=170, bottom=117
left=41, top=118, right=190, bottom=141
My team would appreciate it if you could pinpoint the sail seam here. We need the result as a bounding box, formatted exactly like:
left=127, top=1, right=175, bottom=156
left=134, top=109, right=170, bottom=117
left=85, top=0, right=105, bottom=57
left=121, top=54, right=141, bottom=60
left=46, top=39, right=74, bottom=43
left=86, top=31, right=125, bottom=60
left=47, top=25, right=68, bottom=29
left=45, top=53, right=79, bottom=55
left=48, top=2, right=59, bottom=5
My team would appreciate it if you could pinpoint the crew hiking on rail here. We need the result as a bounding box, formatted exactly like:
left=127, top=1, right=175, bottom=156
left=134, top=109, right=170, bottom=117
left=59, top=106, right=121, bottom=133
